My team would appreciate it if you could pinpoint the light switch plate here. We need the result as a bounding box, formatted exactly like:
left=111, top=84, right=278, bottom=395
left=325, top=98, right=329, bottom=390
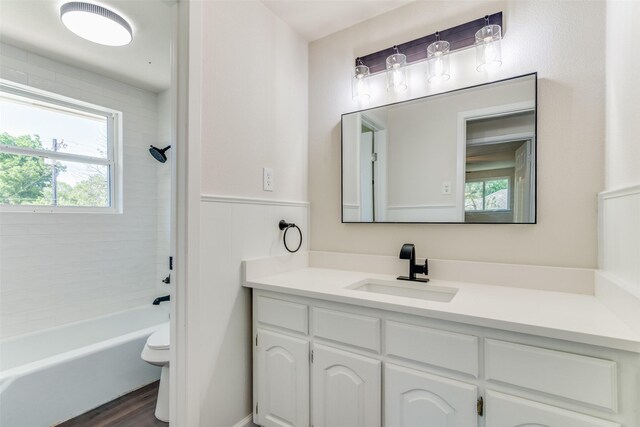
left=263, top=167, right=274, bottom=191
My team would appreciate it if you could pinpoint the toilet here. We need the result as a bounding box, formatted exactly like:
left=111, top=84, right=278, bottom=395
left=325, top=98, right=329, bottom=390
left=141, top=322, right=170, bottom=422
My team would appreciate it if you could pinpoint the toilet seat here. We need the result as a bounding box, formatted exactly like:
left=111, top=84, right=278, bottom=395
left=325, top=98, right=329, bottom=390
left=141, top=321, right=171, bottom=422
left=147, top=323, right=170, bottom=350
left=142, top=322, right=170, bottom=365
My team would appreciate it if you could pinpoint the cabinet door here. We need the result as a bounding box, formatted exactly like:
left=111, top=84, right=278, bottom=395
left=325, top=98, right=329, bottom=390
left=385, top=363, right=478, bottom=427
left=255, top=329, right=309, bottom=427
left=485, top=391, right=620, bottom=427
left=312, top=343, right=381, bottom=427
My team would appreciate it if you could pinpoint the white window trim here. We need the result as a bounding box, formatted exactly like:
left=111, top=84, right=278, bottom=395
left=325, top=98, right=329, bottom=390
left=0, top=79, right=123, bottom=214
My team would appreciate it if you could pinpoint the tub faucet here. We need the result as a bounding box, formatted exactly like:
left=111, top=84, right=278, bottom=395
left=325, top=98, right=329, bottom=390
left=397, top=243, right=429, bottom=283
left=153, top=295, right=170, bottom=305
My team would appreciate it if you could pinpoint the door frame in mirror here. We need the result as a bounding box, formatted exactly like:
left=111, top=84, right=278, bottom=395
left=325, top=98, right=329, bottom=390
left=456, top=101, right=536, bottom=223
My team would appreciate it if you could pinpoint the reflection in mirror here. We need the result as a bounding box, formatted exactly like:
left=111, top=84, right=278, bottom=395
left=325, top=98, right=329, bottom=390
left=341, top=73, right=536, bottom=224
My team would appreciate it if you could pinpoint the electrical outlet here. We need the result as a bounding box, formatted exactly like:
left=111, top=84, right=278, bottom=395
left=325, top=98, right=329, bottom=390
left=441, top=181, right=452, bottom=195
left=263, top=167, right=274, bottom=192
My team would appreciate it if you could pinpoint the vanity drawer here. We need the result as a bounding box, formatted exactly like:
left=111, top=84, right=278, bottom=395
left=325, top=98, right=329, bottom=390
left=312, top=307, right=380, bottom=352
left=385, top=320, right=478, bottom=377
left=485, top=339, right=617, bottom=410
left=256, top=295, right=308, bottom=334
left=485, top=391, right=621, bottom=427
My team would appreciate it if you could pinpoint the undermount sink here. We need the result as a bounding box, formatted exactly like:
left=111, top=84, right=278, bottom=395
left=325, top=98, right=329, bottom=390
left=347, top=279, right=458, bottom=303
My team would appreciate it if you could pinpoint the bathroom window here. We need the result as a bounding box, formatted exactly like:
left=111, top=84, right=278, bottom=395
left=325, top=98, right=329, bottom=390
left=464, top=177, right=510, bottom=211
left=0, top=81, right=121, bottom=212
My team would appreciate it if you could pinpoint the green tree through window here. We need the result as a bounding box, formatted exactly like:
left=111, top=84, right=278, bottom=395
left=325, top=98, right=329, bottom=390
left=0, top=132, right=108, bottom=207
left=465, top=177, right=510, bottom=211
left=0, top=133, right=60, bottom=205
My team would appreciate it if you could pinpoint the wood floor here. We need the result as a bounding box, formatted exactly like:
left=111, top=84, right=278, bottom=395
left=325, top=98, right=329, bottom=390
left=58, top=381, right=168, bottom=427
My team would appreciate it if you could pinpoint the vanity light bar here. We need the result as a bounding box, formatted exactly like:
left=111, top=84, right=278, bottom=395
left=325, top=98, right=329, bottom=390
left=356, top=12, right=503, bottom=73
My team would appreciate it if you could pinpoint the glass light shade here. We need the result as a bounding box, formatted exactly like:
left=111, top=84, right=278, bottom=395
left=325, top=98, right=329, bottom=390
left=386, top=53, right=408, bottom=93
left=352, top=64, right=371, bottom=101
left=426, top=40, right=450, bottom=82
left=475, top=24, right=502, bottom=71
left=60, top=2, right=132, bottom=46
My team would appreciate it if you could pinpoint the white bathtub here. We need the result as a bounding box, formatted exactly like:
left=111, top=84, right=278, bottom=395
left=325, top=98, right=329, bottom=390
left=0, top=305, right=169, bottom=427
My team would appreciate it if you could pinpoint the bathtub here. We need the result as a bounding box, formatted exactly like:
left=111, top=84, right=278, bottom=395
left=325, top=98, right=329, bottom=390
left=0, top=305, right=169, bottom=427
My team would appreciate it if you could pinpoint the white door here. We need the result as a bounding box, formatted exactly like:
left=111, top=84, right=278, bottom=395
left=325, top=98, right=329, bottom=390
left=514, top=140, right=532, bottom=222
left=312, top=343, right=381, bottom=427
left=385, top=363, right=478, bottom=427
left=359, top=131, right=374, bottom=221
left=485, top=391, right=620, bottom=427
left=255, top=329, right=309, bottom=427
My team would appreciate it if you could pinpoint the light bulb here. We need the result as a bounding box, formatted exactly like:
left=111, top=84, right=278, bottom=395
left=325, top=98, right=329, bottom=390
left=386, top=50, right=408, bottom=93
left=475, top=24, right=502, bottom=71
left=352, top=62, right=371, bottom=101
left=427, top=39, right=450, bottom=83
left=483, top=43, right=501, bottom=69
left=434, top=56, right=444, bottom=77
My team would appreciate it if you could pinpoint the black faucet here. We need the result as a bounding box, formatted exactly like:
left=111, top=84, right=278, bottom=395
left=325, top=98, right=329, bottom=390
left=397, top=243, right=429, bottom=283
left=153, top=295, right=170, bottom=305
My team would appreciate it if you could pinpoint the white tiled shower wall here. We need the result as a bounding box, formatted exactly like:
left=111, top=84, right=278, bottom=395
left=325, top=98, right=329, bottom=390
left=0, top=43, right=170, bottom=338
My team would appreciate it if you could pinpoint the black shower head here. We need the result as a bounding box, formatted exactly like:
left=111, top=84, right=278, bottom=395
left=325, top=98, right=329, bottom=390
left=149, top=145, right=171, bottom=163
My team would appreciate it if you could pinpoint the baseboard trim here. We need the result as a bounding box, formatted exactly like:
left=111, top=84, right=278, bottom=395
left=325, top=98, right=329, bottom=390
left=201, top=194, right=309, bottom=208
left=232, top=414, right=256, bottom=427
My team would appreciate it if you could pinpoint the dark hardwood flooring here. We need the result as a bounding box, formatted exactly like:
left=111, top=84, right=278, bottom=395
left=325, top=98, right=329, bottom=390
left=58, top=381, right=168, bottom=427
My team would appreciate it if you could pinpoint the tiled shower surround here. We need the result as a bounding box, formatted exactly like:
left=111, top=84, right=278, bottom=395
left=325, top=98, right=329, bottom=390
left=0, top=43, right=170, bottom=338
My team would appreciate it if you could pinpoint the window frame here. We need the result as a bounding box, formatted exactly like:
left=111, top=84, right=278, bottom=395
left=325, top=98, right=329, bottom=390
left=464, top=176, right=512, bottom=212
left=0, top=79, right=123, bottom=214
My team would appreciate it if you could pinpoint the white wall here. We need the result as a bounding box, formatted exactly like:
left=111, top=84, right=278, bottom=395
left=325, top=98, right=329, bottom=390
left=598, top=1, right=640, bottom=295
left=199, top=3, right=308, bottom=200
left=309, top=0, right=605, bottom=267
left=0, top=43, right=169, bottom=338
left=605, top=0, right=640, bottom=191
left=191, top=1, right=309, bottom=425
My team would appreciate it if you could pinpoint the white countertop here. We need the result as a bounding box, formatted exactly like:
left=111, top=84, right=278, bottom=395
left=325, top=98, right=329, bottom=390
left=244, top=265, right=640, bottom=353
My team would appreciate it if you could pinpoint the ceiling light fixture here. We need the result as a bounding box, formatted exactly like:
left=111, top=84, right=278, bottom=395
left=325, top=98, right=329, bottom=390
left=352, top=58, right=371, bottom=101
left=426, top=32, right=450, bottom=83
left=60, top=2, right=133, bottom=46
left=475, top=15, right=502, bottom=71
left=386, top=46, right=408, bottom=93
left=350, top=13, right=504, bottom=101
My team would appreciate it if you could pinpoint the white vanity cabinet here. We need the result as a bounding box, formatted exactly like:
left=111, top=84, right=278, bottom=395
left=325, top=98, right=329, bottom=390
left=255, top=329, right=309, bottom=427
left=385, top=363, right=478, bottom=427
left=311, top=343, right=380, bottom=427
left=253, top=295, right=311, bottom=427
left=485, top=391, right=621, bottom=427
left=252, top=290, right=636, bottom=427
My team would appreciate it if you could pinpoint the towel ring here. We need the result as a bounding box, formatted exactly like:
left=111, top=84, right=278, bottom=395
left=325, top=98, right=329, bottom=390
left=279, top=220, right=302, bottom=253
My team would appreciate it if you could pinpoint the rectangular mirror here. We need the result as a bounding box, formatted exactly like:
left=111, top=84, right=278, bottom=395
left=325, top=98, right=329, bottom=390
left=341, top=73, right=537, bottom=224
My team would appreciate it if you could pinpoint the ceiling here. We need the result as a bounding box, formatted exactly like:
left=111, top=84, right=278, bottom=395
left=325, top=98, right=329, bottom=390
left=0, top=0, right=413, bottom=92
left=0, top=0, right=175, bottom=93
left=262, top=0, right=414, bottom=41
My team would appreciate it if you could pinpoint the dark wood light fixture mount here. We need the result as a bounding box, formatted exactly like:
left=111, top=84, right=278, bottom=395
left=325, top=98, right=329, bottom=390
left=356, top=12, right=503, bottom=74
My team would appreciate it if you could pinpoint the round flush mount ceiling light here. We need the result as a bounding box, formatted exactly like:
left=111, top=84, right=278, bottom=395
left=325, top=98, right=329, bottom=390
left=60, top=2, right=132, bottom=46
